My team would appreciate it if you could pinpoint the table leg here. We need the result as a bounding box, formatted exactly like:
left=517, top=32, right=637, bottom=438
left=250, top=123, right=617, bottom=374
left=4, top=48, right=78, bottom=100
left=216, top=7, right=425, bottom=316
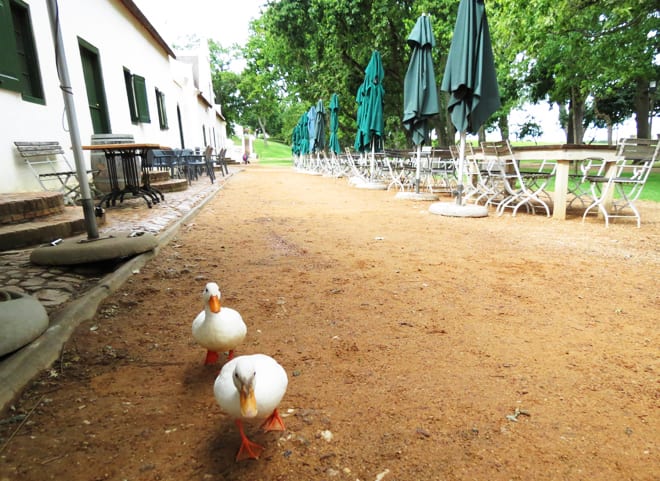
left=598, top=162, right=618, bottom=219
left=552, top=160, right=570, bottom=220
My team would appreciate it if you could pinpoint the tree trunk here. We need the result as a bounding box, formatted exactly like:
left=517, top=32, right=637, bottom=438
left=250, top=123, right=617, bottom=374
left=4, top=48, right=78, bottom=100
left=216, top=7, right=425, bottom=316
left=257, top=117, right=269, bottom=146
left=570, top=88, right=586, bottom=145
left=436, top=93, right=453, bottom=147
left=558, top=103, right=572, bottom=143
left=593, top=101, right=614, bottom=146
left=498, top=115, right=510, bottom=142
left=634, top=78, right=650, bottom=139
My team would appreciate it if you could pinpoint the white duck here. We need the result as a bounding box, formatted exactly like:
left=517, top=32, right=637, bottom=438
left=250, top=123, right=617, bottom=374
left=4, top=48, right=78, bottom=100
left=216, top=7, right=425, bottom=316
left=214, top=354, right=288, bottom=461
left=191, top=282, right=247, bottom=365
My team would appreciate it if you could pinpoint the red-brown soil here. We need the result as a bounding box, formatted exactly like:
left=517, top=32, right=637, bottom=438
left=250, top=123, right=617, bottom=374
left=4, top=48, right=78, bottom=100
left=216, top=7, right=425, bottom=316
left=1, top=165, right=658, bottom=480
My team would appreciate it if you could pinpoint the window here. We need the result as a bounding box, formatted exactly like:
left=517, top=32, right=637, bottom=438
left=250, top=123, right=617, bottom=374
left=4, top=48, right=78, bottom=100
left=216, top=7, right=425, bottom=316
left=123, top=68, right=150, bottom=123
left=0, top=0, right=44, bottom=103
left=123, top=68, right=137, bottom=121
left=155, top=88, right=168, bottom=129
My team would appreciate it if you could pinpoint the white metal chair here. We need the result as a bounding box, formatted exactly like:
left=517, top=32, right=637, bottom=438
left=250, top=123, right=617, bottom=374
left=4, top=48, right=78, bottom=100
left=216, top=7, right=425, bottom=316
left=565, top=157, right=610, bottom=210
left=449, top=143, right=485, bottom=203
left=14, top=141, right=101, bottom=205
left=582, top=137, right=659, bottom=227
left=480, top=140, right=553, bottom=217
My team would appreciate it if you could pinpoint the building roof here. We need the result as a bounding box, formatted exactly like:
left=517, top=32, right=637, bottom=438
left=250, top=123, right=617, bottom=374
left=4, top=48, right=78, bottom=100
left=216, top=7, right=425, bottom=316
left=119, top=0, right=176, bottom=58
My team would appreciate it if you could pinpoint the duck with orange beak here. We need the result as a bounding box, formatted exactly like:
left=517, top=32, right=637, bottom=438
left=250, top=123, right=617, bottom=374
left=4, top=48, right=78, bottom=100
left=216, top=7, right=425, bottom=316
left=192, top=282, right=247, bottom=365
left=214, top=354, right=288, bottom=461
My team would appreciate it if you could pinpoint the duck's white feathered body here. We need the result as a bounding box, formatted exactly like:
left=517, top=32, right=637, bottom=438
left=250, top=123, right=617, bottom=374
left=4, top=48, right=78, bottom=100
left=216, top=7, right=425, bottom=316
left=214, top=354, right=288, bottom=461
left=214, top=354, right=288, bottom=420
left=192, top=305, right=246, bottom=352
left=191, top=282, right=246, bottom=364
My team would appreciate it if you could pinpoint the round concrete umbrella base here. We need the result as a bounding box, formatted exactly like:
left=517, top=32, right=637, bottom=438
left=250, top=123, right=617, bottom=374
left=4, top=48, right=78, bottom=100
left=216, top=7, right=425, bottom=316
left=0, top=290, right=49, bottom=357
left=429, top=202, right=489, bottom=217
left=395, top=191, right=439, bottom=201
left=30, top=231, right=158, bottom=266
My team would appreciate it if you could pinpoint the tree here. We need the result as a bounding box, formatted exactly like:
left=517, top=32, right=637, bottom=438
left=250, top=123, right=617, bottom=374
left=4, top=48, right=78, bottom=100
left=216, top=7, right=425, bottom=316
left=490, top=0, right=658, bottom=143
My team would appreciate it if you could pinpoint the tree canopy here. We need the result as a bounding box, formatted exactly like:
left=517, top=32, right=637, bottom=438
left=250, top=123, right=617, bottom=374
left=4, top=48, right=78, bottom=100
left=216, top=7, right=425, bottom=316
left=210, top=0, right=659, bottom=147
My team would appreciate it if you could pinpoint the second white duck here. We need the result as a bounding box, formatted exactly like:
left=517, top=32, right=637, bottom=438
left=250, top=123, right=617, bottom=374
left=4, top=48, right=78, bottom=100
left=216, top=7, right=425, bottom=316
left=191, top=282, right=247, bottom=365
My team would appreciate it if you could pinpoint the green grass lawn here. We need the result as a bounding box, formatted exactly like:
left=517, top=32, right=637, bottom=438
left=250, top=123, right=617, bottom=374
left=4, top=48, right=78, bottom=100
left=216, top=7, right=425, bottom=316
left=251, top=138, right=294, bottom=167
left=249, top=138, right=660, bottom=202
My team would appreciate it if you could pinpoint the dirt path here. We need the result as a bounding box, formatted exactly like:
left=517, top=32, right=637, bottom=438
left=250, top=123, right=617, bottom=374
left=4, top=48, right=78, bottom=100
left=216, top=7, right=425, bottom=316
left=1, top=165, right=658, bottom=480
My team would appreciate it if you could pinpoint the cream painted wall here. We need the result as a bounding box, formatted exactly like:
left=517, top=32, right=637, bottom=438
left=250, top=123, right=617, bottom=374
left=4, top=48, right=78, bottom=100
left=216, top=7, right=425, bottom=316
left=0, top=0, right=226, bottom=195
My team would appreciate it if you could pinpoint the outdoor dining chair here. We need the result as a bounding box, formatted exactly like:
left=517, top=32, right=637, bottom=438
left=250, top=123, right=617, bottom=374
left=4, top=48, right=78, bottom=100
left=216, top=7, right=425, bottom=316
left=566, top=157, right=607, bottom=210
left=480, top=140, right=553, bottom=217
left=582, top=137, right=659, bottom=227
left=449, top=142, right=487, bottom=203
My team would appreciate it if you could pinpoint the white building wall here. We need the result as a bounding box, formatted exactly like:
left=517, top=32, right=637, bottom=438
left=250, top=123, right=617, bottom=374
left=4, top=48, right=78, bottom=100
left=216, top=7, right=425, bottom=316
left=1, top=0, right=226, bottom=196
left=1, top=1, right=66, bottom=193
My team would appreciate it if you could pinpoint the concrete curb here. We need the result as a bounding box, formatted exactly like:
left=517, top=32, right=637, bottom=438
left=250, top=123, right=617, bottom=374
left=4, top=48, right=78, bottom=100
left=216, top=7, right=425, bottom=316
left=0, top=171, right=237, bottom=411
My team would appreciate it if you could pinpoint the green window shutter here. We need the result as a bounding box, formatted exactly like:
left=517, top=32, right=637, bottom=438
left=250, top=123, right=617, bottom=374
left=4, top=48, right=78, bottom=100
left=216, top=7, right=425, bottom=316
left=0, top=0, right=22, bottom=93
left=11, top=0, right=44, bottom=102
left=124, top=68, right=138, bottom=122
left=133, top=74, right=150, bottom=123
left=156, top=88, right=168, bottom=129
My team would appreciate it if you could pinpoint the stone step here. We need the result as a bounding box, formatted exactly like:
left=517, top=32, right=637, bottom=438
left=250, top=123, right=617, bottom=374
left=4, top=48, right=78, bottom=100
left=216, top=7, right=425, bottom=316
left=0, top=207, right=106, bottom=251
left=144, top=170, right=171, bottom=183
left=151, top=178, right=188, bottom=193
left=0, top=192, right=65, bottom=225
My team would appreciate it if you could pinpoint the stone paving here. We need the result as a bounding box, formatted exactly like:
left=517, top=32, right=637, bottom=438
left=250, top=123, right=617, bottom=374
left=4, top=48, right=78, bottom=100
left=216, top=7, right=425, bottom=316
left=0, top=169, right=237, bottom=314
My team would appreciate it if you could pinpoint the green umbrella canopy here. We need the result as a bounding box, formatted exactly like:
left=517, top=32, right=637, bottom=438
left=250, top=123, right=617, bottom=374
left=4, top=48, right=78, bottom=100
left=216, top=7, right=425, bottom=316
left=307, top=105, right=317, bottom=152
left=403, top=14, right=440, bottom=146
left=314, top=99, right=326, bottom=152
left=298, top=113, right=310, bottom=155
left=328, top=93, right=341, bottom=155
left=441, top=0, right=500, bottom=134
left=354, top=50, right=385, bottom=153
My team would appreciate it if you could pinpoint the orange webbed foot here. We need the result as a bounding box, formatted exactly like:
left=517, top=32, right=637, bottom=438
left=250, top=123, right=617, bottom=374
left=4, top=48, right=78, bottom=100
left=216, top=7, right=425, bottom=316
left=260, top=409, right=286, bottom=432
left=235, top=420, right=264, bottom=461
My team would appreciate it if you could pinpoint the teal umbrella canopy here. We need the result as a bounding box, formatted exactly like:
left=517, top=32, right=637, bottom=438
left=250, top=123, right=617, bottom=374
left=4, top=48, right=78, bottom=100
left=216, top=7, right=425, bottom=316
left=354, top=50, right=385, bottom=153
left=298, top=113, right=310, bottom=155
left=314, top=99, right=326, bottom=152
left=307, top=105, right=317, bottom=152
left=328, top=93, right=341, bottom=155
left=403, top=14, right=439, bottom=146
left=441, top=0, right=500, bottom=134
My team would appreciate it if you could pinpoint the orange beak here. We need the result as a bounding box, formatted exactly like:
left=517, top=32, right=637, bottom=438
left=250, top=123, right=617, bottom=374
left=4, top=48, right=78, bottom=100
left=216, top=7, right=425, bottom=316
left=208, top=295, right=221, bottom=313
left=239, top=385, right=258, bottom=418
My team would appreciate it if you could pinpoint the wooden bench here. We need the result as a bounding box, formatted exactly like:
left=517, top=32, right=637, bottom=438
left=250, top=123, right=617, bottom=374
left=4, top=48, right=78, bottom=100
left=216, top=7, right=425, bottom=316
left=14, top=141, right=101, bottom=205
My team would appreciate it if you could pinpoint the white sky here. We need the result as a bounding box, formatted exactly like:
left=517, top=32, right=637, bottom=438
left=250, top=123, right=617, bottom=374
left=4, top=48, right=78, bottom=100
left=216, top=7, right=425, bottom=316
left=133, top=0, right=264, bottom=49
left=133, top=1, right=654, bottom=143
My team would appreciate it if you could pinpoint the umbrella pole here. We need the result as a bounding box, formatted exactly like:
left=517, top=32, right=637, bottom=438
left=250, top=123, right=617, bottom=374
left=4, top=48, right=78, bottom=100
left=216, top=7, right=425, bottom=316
left=370, top=140, right=375, bottom=180
left=456, top=131, right=466, bottom=206
left=47, top=0, right=98, bottom=239
left=415, top=144, right=422, bottom=194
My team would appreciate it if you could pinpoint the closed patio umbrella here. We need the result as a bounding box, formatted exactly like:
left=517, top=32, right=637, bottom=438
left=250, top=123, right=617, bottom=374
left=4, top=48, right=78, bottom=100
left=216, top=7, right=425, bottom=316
left=441, top=0, right=500, bottom=205
left=328, top=93, right=341, bottom=155
left=314, top=99, right=326, bottom=153
left=298, top=113, right=310, bottom=157
left=307, top=105, right=317, bottom=154
left=403, top=14, right=439, bottom=194
left=354, top=50, right=385, bottom=181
